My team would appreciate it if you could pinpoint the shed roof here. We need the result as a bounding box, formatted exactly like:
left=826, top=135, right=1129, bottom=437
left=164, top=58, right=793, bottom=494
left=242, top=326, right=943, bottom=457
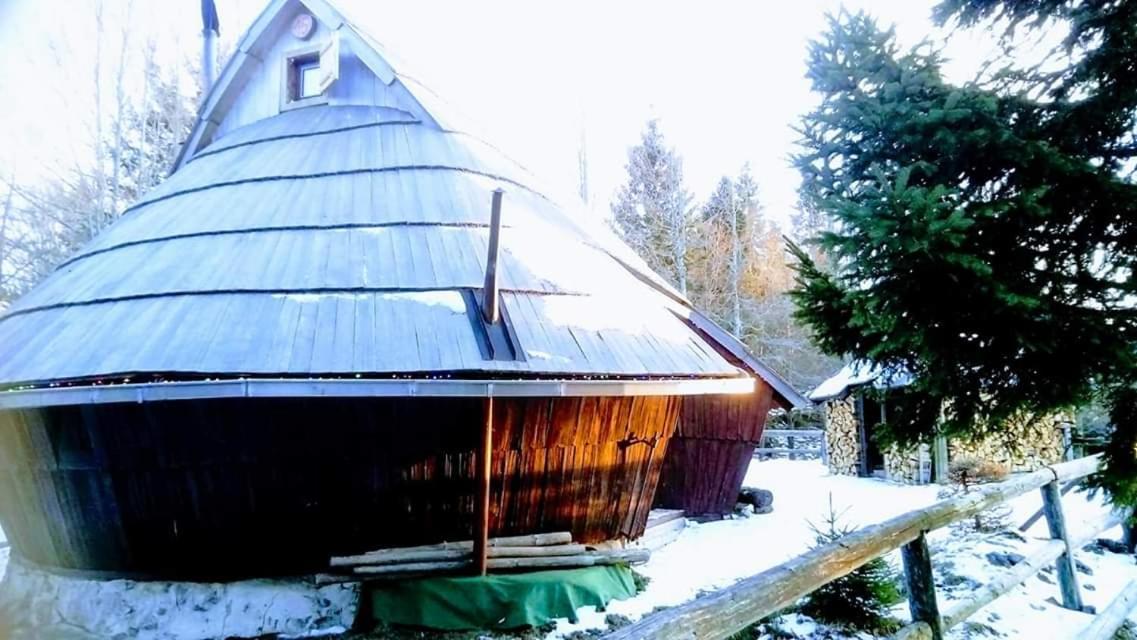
left=0, top=0, right=806, bottom=408
left=808, top=361, right=914, bottom=402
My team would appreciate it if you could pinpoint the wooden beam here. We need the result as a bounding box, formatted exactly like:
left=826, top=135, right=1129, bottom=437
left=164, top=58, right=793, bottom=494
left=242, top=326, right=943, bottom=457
left=482, top=189, right=504, bottom=324
left=473, top=397, right=494, bottom=576
left=1041, top=479, right=1084, bottom=611
left=602, top=455, right=1102, bottom=640
left=901, top=533, right=943, bottom=640
left=941, top=510, right=1119, bottom=630
left=942, top=540, right=1063, bottom=629
left=1081, top=580, right=1137, bottom=640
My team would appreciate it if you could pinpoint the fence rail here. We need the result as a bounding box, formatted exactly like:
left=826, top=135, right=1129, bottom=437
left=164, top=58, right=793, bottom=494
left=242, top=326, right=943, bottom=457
left=604, top=455, right=1132, bottom=640
left=754, top=428, right=827, bottom=464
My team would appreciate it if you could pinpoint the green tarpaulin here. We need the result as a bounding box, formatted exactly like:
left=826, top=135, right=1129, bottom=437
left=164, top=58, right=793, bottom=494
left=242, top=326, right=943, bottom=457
left=369, top=564, right=638, bottom=631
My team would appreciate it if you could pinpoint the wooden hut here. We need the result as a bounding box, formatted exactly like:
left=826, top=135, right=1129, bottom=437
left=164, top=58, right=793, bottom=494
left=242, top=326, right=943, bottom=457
left=0, top=0, right=797, bottom=580
left=654, top=341, right=806, bottom=518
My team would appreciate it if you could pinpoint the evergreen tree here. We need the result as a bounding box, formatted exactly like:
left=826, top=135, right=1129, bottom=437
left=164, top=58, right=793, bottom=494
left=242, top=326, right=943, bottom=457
left=611, top=119, right=694, bottom=295
left=798, top=496, right=902, bottom=633
left=790, top=5, right=1137, bottom=504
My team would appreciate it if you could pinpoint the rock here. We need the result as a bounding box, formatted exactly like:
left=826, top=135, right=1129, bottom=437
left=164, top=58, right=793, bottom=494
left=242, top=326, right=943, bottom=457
left=941, top=573, right=981, bottom=590
left=1036, top=572, right=1055, bottom=585
left=738, top=488, right=773, bottom=515
left=1085, top=583, right=1096, bottom=592
left=985, top=551, right=1025, bottom=568
left=1095, top=538, right=1130, bottom=554
left=1075, top=559, right=1094, bottom=576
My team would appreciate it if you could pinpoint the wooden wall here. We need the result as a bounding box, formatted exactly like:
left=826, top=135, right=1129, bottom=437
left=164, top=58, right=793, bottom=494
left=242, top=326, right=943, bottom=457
left=654, top=384, right=776, bottom=517
left=0, top=394, right=680, bottom=579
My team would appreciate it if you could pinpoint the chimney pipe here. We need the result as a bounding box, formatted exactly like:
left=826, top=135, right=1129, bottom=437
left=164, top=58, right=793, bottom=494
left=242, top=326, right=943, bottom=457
left=482, top=189, right=504, bottom=323
left=202, top=29, right=217, bottom=92
left=201, top=0, right=220, bottom=92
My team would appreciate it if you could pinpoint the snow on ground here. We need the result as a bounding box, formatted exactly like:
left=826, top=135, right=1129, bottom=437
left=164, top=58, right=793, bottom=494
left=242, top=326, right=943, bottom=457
left=932, top=487, right=1137, bottom=640
left=549, top=459, right=1137, bottom=639
left=550, top=460, right=943, bottom=637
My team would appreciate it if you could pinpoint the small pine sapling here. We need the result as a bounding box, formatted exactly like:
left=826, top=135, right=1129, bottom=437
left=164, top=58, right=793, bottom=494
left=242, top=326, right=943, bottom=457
left=797, top=495, right=902, bottom=634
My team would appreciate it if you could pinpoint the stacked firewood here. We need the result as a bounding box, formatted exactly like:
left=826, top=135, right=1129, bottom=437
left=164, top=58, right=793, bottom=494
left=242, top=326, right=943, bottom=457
left=323, top=532, right=649, bottom=582
left=824, top=397, right=860, bottom=475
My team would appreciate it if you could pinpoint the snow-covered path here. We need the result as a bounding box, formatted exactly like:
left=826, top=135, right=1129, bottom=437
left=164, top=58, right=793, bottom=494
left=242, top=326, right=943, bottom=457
left=552, top=460, right=944, bottom=636
left=552, top=459, right=1137, bottom=639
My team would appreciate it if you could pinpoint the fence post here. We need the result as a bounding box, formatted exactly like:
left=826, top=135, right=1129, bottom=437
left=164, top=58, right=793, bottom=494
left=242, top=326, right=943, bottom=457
left=901, top=532, right=943, bottom=640
left=820, top=430, right=829, bottom=467
left=1041, top=479, right=1084, bottom=610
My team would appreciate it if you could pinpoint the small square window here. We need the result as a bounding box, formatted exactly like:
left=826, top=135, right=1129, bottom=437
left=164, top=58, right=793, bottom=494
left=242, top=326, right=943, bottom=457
left=297, top=59, right=322, bottom=99
left=281, top=36, right=339, bottom=111
left=287, top=52, right=322, bottom=103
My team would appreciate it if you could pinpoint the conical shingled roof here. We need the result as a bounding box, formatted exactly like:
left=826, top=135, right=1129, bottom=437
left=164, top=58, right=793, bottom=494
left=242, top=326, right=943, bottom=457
left=0, top=104, right=743, bottom=385
left=0, top=0, right=808, bottom=408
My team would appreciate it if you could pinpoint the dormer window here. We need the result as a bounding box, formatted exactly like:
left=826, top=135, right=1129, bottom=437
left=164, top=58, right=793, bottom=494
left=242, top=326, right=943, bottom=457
left=292, top=54, right=322, bottom=100
left=281, top=33, right=340, bottom=111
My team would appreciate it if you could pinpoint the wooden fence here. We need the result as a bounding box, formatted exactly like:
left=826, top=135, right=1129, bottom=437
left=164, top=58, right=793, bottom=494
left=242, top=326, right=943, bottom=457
left=754, top=429, right=828, bottom=463
left=604, top=455, right=1135, bottom=640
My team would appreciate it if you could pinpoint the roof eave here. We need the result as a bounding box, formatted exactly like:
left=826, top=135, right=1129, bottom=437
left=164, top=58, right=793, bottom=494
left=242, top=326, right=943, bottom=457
left=0, top=376, right=756, bottom=410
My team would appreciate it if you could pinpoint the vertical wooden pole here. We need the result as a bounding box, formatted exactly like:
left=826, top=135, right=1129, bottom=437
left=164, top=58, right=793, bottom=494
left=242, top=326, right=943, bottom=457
left=932, top=434, right=949, bottom=484
left=901, top=532, right=943, bottom=640
left=855, top=394, right=869, bottom=477
left=473, top=396, right=494, bottom=576
left=1041, top=479, right=1084, bottom=610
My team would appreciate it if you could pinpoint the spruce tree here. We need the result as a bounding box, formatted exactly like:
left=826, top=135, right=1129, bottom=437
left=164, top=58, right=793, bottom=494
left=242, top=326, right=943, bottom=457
left=790, top=4, right=1137, bottom=504
left=612, top=119, right=694, bottom=295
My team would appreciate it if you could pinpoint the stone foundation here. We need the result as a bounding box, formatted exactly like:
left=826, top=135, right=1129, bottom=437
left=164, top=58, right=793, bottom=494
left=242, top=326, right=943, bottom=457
left=0, top=556, right=359, bottom=639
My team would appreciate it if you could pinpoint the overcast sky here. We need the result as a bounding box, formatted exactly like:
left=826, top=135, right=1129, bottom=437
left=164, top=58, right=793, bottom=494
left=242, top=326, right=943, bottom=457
left=0, top=1, right=1009, bottom=228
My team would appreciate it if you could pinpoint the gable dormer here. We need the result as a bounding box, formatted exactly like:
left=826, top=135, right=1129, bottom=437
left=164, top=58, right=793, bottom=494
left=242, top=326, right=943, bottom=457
left=173, top=0, right=442, bottom=173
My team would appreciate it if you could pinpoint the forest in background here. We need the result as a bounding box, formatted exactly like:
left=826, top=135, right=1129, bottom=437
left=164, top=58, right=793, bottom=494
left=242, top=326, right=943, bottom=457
left=610, top=120, right=838, bottom=390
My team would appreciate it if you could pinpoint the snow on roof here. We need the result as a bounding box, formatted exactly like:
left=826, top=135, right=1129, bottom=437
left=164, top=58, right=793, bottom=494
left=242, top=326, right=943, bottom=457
left=808, top=361, right=913, bottom=402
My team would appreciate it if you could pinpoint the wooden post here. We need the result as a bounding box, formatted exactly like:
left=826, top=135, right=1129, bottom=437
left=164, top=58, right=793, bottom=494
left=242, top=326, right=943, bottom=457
left=1019, top=480, right=1078, bottom=532
left=473, top=397, right=494, bottom=576
left=1041, top=479, right=1084, bottom=610
left=932, top=434, right=948, bottom=484
left=901, top=532, right=943, bottom=640
left=820, top=429, right=829, bottom=467
left=856, top=394, right=869, bottom=477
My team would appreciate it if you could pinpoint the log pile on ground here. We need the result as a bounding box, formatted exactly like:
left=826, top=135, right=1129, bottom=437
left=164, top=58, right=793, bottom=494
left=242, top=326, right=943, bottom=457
left=824, top=397, right=860, bottom=475
left=324, top=532, right=650, bottom=582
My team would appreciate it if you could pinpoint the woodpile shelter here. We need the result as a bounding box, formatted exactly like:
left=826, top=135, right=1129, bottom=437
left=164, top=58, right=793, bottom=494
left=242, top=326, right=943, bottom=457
left=810, top=362, right=1069, bottom=484
left=0, top=0, right=799, bottom=580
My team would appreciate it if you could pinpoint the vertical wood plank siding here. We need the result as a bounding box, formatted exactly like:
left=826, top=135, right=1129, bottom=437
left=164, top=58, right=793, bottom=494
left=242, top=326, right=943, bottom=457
left=0, top=395, right=681, bottom=579
left=654, top=383, right=775, bottom=516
